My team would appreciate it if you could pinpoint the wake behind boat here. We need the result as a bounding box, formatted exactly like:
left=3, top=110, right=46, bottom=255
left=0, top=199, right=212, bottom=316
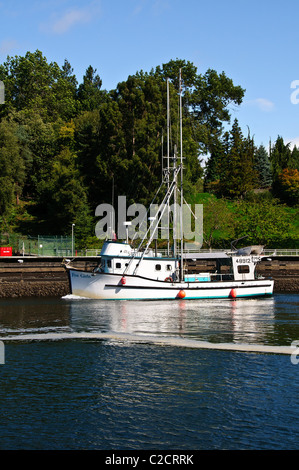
left=64, top=70, right=274, bottom=300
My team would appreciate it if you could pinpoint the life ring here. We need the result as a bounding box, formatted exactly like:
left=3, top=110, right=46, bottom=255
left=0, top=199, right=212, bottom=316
left=121, top=276, right=126, bottom=285
left=164, top=277, right=172, bottom=282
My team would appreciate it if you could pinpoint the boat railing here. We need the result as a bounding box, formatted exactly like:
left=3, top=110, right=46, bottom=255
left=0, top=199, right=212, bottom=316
left=73, top=248, right=299, bottom=258
left=21, top=247, right=299, bottom=258
left=210, top=273, right=234, bottom=282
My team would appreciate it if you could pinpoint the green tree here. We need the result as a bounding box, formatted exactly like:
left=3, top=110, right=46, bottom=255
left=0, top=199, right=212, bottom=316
left=289, top=145, right=299, bottom=171
left=9, top=111, right=57, bottom=199
left=234, top=200, right=292, bottom=245
left=77, top=65, right=106, bottom=112
left=202, top=197, right=235, bottom=248
left=270, top=136, right=291, bottom=180
left=187, top=69, right=245, bottom=152
left=217, top=120, right=257, bottom=198
left=204, top=138, right=225, bottom=192
left=254, top=144, right=272, bottom=188
left=75, top=105, right=126, bottom=209
left=38, top=147, right=92, bottom=236
left=276, top=168, right=299, bottom=205
left=0, top=119, right=25, bottom=213
left=0, top=50, right=78, bottom=121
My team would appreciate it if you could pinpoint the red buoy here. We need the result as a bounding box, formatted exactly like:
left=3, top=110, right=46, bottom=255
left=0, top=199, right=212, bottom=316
left=178, top=290, right=186, bottom=299
left=229, top=288, right=237, bottom=298
left=121, top=276, right=126, bottom=285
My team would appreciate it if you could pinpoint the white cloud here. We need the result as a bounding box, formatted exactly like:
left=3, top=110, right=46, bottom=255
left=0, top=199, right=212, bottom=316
left=152, top=0, right=170, bottom=15
left=40, top=0, right=101, bottom=34
left=285, top=137, right=299, bottom=149
left=0, top=39, right=19, bottom=55
left=132, top=0, right=147, bottom=15
left=132, top=0, right=170, bottom=16
left=51, top=8, right=91, bottom=34
left=246, top=98, right=275, bottom=112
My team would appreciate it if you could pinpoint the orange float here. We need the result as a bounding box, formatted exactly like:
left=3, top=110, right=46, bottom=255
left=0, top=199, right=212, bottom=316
left=177, top=290, right=186, bottom=299
left=229, top=288, right=237, bottom=298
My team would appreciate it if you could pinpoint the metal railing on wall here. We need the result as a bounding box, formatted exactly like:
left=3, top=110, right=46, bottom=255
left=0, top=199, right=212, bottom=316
left=12, top=237, right=299, bottom=258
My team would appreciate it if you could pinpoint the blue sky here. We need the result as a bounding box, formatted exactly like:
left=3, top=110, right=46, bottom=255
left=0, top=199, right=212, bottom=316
left=1, top=0, right=299, bottom=150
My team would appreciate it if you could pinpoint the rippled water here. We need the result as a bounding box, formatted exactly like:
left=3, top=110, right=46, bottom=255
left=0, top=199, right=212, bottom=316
left=0, top=294, right=298, bottom=450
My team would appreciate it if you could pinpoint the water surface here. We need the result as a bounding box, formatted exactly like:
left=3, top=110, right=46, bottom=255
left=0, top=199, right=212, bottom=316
left=0, top=294, right=298, bottom=450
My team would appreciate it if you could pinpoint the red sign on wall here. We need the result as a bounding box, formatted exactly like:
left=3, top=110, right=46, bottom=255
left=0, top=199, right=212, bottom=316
left=0, top=247, right=12, bottom=256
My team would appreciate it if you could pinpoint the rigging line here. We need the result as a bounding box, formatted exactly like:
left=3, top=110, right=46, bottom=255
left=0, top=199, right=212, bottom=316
left=122, top=166, right=181, bottom=277
left=130, top=178, right=165, bottom=244
left=138, top=167, right=180, bottom=250
left=177, top=191, right=198, bottom=220
left=133, top=169, right=181, bottom=275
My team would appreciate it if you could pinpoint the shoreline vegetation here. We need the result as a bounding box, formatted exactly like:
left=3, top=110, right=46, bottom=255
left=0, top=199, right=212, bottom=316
left=0, top=51, right=298, bottom=255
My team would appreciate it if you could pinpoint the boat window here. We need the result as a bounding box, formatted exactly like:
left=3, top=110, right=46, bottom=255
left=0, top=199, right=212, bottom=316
left=155, top=264, right=161, bottom=271
left=102, top=260, right=105, bottom=267
left=107, top=260, right=111, bottom=268
left=166, top=265, right=172, bottom=271
left=116, top=262, right=121, bottom=269
left=238, top=265, right=250, bottom=274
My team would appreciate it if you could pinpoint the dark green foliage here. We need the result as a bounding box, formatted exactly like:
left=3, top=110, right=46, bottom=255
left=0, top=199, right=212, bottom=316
left=254, top=145, right=272, bottom=188
left=289, top=146, right=299, bottom=170
left=0, top=50, right=297, bottom=247
left=205, top=119, right=258, bottom=198
left=0, top=118, right=25, bottom=212
left=270, top=136, right=291, bottom=180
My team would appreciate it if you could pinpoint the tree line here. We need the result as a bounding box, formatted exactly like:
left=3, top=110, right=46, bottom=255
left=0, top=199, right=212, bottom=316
left=0, top=50, right=298, bottom=248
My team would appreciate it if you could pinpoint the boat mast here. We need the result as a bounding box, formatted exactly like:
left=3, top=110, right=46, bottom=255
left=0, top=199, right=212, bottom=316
left=167, top=78, right=170, bottom=257
left=179, top=68, right=184, bottom=282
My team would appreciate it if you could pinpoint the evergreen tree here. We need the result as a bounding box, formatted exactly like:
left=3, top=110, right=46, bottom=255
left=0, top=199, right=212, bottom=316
left=218, top=120, right=257, bottom=198
left=270, top=136, right=291, bottom=180
left=204, top=138, right=224, bottom=192
left=254, top=144, right=272, bottom=188
left=0, top=119, right=25, bottom=213
left=77, top=65, right=106, bottom=111
left=289, top=145, right=299, bottom=170
left=37, top=147, right=92, bottom=234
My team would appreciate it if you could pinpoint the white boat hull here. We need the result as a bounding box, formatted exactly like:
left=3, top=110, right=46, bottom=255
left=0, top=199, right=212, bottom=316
left=67, top=269, right=274, bottom=300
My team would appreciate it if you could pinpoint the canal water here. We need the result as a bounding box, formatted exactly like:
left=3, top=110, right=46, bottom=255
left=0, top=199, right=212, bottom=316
left=0, top=293, right=298, bottom=450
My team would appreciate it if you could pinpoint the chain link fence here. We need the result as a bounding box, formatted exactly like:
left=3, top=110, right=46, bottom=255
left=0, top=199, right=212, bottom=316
left=17, top=236, right=74, bottom=257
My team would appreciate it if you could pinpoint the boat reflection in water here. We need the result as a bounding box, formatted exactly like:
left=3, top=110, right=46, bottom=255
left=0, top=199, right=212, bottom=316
left=67, top=295, right=278, bottom=348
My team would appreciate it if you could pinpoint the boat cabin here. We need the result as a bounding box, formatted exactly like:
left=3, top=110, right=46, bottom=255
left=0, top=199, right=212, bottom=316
left=231, top=254, right=261, bottom=281
left=98, top=241, right=179, bottom=281
left=98, top=241, right=262, bottom=283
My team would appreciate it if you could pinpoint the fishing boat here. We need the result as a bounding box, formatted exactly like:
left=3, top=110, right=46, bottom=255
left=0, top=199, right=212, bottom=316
left=65, top=241, right=274, bottom=300
left=64, top=71, right=274, bottom=300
